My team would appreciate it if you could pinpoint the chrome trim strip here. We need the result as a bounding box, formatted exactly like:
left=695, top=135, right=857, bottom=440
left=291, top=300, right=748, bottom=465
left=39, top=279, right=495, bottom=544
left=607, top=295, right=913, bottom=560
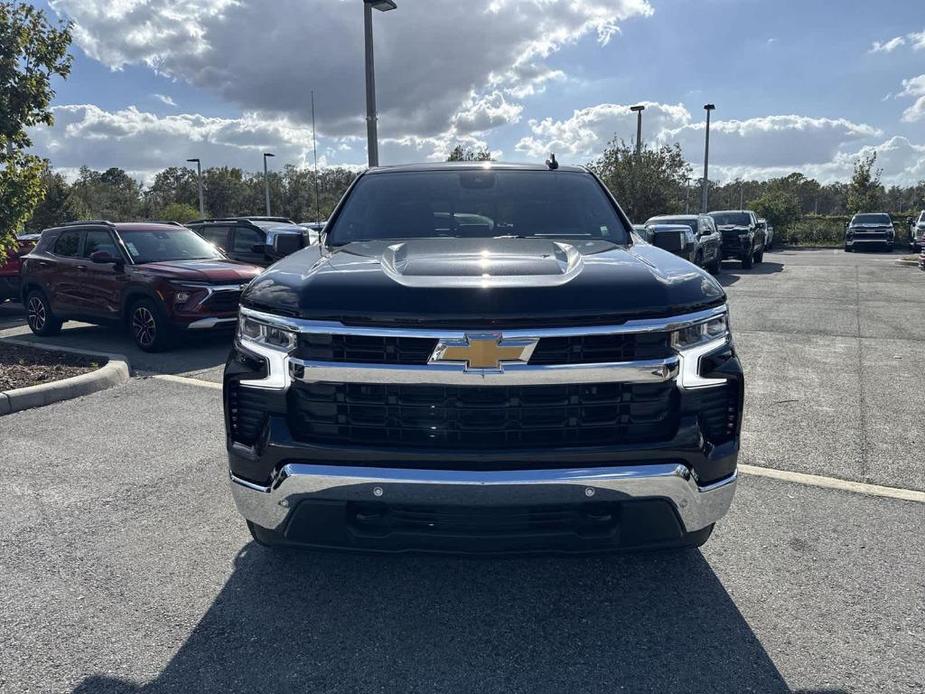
left=676, top=336, right=731, bottom=389
left=229, top=464, right=738, bottom=534
left=289, top=356, right=680, bottom=385
left=239, top=305, right=727, bottom=340
left=186, top=316, right=238, bottom=330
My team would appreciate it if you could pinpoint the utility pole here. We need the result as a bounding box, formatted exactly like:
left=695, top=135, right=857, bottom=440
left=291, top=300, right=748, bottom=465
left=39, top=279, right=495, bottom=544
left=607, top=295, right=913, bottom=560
left=186, top=158, right=204, bottom=216
left=363, top=0, right=398, bottom=168
left=311, top=89, right=321, bottom=222
left=701, top=104, right=715, bottom=213
left=630, top=104, right=645, bottom=156
left=263, top=152, right=275, bottom=216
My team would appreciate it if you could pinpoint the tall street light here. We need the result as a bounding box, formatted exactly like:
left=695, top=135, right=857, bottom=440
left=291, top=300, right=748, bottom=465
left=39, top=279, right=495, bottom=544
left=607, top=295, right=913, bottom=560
left=630, top=104, right=645, bottom=156
left=701, top=104, right=716, bottom=213
left=263, top=152, right=275, bottom=216
left=364, top=0, right=397, bottom=168
left=186, top=158, right=204, bottom=217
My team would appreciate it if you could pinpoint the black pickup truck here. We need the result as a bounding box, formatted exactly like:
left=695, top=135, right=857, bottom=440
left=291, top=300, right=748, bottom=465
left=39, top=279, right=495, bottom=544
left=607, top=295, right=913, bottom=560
left=224, top=162, right=743, bottom=554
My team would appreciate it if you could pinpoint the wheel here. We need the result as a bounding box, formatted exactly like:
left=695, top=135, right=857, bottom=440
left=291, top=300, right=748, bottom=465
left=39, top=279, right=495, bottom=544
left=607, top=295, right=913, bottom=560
left=844, top=244, right=852, bottom=252
left=129, top=297, right=173, bottom=352
left=694, top=251, right=703, bottom=268
left=25, top=290, right=63, bottom=336
left=740, top=250, right=754, bottom=269
left=707, top=249, right=722, bottom=274
left=754, top=247, right=764, bottom=264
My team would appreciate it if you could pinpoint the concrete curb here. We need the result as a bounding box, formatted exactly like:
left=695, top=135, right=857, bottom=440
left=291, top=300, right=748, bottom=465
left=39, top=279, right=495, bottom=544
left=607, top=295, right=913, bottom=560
left=0, top=339, right=130, bottom=416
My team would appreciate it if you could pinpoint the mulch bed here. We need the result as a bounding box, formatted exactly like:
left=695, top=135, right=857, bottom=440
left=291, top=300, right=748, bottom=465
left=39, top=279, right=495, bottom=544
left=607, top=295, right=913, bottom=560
left=0, top=343, right=103, bottom=392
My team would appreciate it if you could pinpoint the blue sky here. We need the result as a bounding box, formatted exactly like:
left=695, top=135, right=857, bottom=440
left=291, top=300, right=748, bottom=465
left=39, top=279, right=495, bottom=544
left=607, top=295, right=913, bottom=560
left=28, top=0, right=925, bottom=185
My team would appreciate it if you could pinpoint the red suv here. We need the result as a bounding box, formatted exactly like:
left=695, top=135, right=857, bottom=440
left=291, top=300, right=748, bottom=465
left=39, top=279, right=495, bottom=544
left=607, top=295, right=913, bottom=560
left=20, top=221, right=262, bottom=351
left=0, top=233, right=40, bottom=304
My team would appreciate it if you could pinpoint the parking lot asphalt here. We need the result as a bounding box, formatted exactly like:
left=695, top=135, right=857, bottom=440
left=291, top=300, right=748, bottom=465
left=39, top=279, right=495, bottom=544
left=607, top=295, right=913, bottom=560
left=1, top=248, right=923, bottom=693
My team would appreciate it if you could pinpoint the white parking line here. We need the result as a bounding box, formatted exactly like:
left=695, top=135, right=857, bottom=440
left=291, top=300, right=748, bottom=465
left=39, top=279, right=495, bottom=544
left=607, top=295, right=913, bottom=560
left=149, top=373, right=223, bottom=390
left=740, top=464, right=925, bottom=503
left=141, top=374, right=925, bottom=503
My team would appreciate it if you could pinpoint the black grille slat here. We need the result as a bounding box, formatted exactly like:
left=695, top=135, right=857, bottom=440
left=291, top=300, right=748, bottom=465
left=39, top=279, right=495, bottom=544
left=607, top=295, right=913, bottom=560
left=202, top=291, right=242, bottom=313
left=297, top=332, right=672, bottom=366
left=689, top=384, right=739, bottom=445
left=228, top=383, right=270, bottom=445
left=288, top=382, right=679, bottom=450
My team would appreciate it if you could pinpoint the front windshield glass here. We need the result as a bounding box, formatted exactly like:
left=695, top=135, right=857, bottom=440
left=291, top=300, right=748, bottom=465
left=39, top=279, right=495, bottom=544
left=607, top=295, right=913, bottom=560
left=116, top=228, right=224, bottom=263
left=916, top=211, right=924, bottom=224
left=852, top=213, right=891, bottom=225
left=648, top=218, right=696, bottom=233
left=710, top=212, right=750, bottom=226
left=326, top=170, right=630, bottom=245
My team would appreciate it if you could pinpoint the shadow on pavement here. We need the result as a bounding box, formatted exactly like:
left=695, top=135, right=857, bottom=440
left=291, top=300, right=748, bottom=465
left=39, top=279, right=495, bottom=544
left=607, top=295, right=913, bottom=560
left=0, top=301, right=25, bottom=330
left=69, top=545, right=833, bottom=693
left=718, top=260, right=785, bottom=287
left=0, top=322, right=233, bottom=377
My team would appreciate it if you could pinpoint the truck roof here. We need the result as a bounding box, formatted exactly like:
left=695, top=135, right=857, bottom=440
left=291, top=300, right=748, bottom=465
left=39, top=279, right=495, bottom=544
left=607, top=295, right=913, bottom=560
left=364, top=161, right=587, bottom=175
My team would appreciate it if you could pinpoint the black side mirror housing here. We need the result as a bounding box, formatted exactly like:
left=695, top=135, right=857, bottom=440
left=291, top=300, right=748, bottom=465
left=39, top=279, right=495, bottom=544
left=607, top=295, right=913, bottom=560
left=647, top=225, right=687, bottom=254
left=269, top=233, right=304, bottom=260
left=90, top=250, right=123, bottom=269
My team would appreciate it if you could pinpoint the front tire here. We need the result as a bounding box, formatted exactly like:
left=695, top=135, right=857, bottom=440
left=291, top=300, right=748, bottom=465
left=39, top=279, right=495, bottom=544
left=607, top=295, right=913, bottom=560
left=25, top=290, right=63, bottom=337
left=681, top=523, right=715, bottom=549
left=707, top=249, right=722, bottom=274
left=129, top=298, right=173, bottom=352
left=754, top=247, right=764, bottom=264
left=740, top=249, right=754, bottom=269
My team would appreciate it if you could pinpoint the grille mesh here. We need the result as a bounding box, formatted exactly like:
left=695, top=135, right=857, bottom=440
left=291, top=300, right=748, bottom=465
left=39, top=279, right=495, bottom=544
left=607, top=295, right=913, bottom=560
left=288, top=381, right=679, bottom=450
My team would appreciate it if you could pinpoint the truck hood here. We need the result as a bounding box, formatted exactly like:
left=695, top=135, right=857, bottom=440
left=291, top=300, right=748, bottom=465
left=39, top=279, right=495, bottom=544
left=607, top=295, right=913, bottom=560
left=137, top=259, right=262, bottom=283
left=242, top=238, right=725, bottom=326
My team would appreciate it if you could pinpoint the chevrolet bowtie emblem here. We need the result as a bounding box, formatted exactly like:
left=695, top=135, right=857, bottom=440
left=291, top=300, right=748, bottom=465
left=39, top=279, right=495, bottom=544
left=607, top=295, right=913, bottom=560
left=429, top=333, right=538, bottom=371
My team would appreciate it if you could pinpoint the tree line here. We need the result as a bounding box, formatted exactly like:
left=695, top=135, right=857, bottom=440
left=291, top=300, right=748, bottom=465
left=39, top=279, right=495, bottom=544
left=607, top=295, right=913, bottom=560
left=26, top=163, right=361, bottom=230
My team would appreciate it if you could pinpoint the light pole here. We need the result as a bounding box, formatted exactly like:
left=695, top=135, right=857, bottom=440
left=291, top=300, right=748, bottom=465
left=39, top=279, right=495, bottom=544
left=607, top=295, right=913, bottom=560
left=701, top=104, right=715, bottom=213
left=364, top=0, right=397, bottom=168
left=263, top=152, right=275, bottom=216
left=630, top=104, right=645, bottom=156
left=186, top=158, right=204, bottom=217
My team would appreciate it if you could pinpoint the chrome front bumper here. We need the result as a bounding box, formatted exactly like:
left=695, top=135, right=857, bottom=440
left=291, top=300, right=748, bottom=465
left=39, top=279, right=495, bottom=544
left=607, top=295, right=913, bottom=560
left=231, top=462, right=737, bottom=535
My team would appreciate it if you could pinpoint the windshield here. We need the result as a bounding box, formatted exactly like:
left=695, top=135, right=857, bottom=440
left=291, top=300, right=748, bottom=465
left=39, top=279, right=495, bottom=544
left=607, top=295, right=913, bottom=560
left=116, top=228, right=224, bottom=263
left=851, top=213, right=891, bottom=225
left=710, top=212, right=750, bottom=227
left=917, top=212, right=925, bottom=224
left=326, top=170, right=630, bottom=245
left=647, top=218, right=696, bottom=233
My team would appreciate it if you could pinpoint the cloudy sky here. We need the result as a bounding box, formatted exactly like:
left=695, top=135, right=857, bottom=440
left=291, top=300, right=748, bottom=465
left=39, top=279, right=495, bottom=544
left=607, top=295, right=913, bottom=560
left=27, top=0, right=925, bottom=186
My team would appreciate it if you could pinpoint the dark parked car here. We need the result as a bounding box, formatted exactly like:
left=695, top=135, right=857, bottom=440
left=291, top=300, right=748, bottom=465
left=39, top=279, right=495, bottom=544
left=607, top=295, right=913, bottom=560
left=186, top=217, right=312, bottom=266
left=225, top=162, right=742, bottom=554
left=20, top=221, right=261, bottom=351
left=844, top=213, right=895, bottom=252
left=708, top=210, right=766, bottom=269
left=909, top=210, right=925, bottom=252
left=643, top=214, right=722, bottom=273
left=0, top=233, right=40, bottom=303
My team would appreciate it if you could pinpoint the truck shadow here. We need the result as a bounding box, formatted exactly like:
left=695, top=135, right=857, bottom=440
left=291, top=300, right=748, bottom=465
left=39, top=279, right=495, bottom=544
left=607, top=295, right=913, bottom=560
left=70, top=544, right=840, bottom=693
left=717, top=260, right=785, bottom=287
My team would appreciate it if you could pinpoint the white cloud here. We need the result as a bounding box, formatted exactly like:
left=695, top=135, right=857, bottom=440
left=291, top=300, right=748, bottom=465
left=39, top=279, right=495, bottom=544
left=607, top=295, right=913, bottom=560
left=869, top=35, right=905, bottom=53
left=515, top=102, right=692, bottom=158
left=908, top=30, right=925, bottom=50
left=154, top=94, right=177, bottom=107
left=48, top=0, right=654, bottom=146
left=899, top=74, right=925, bottom=122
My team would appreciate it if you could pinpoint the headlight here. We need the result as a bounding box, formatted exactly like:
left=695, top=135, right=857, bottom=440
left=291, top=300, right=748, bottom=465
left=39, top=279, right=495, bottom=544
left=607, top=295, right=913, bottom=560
left=672, top=313, right=729, bottom=350
left=237, top=315, right=297, bottom=352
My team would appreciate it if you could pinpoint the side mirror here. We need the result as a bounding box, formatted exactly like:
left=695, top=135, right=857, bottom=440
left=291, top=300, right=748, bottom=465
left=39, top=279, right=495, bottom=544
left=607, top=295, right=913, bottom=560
left=269, top=233, right=304, bottom=259
left=90, top=250, right=119, bottom=265
left=648, top=225, right=686, bottom=254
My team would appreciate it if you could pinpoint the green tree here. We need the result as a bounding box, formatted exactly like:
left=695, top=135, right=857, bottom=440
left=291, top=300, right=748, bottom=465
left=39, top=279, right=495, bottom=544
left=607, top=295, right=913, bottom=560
left=68, top=166, right=143, bottom=220
left=25, top=165, right=85, bottom=230
left=143, top=166, right=200, bottom=217
left=156, top=202, right=200, bottom=223
left=0, top=1, right=72, bottom=261
left=749, top=189, right=802, bottom=230
left=446, top=145, right=492, bottom=162
left=846, top=152, right=884, bottom=213
left=590, top=140, right=691, bottom=222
